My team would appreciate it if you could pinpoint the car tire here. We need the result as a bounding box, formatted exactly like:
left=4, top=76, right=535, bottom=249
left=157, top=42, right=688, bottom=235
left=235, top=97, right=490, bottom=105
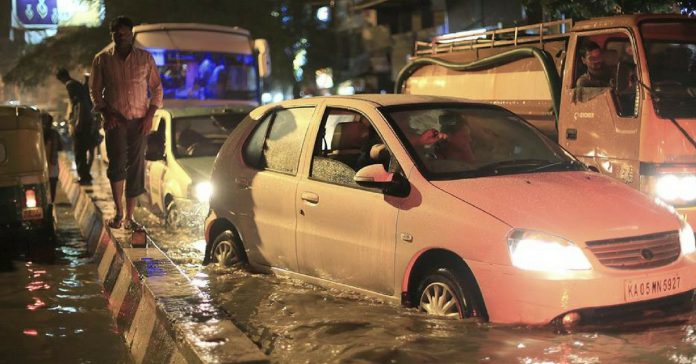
left=210, top=231, right=246, bottom=268
left=165, top=199, right=180, bottom=229
left=416, top=267, right=483, bottom=319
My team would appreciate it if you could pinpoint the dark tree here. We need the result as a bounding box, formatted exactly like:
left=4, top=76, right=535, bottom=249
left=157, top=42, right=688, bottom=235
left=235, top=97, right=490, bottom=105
left=522, top=0, right=679, bottom=20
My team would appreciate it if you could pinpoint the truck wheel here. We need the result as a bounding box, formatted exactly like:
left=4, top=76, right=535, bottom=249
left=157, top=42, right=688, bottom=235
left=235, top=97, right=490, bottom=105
left=210, top=231, right=246, bottom=268
left=417, top=267, right=483, bottom=319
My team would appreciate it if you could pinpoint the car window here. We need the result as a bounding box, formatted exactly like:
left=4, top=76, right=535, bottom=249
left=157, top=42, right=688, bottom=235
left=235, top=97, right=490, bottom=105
left=172, top=112, right=246, bottom=158
left=243, top=107, right=314, bottom=175
left=310, top=108, right=391, bottom=188
left=381, top=104, right=581, bottom=180
left=0, top=143, right=5, bottom=162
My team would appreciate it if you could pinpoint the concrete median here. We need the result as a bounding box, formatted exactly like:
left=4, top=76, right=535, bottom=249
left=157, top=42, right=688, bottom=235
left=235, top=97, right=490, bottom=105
left=57, top=153, right=267, bottom=364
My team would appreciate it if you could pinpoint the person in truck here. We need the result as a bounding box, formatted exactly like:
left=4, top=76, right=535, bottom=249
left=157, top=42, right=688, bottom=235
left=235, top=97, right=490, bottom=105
left=576, top=41, right=612, bottom=88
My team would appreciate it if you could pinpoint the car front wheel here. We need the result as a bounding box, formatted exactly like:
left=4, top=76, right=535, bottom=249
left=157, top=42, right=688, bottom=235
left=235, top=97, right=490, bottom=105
left=417, top=267, right=482, bottom=319
left=210, top=231, right=245, bottom=268
left=165, top=200, right=180, bottom=229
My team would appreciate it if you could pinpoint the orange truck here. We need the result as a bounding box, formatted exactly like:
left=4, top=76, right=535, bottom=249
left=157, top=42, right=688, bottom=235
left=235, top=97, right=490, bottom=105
left=396, top=15, right=696, bottom=224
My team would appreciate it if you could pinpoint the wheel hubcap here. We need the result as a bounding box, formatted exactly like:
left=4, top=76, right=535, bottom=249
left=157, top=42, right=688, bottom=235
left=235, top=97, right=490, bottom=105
left=167, top=207, right=179, bottom=227
left=213, top=240, right=237, bottom=266
left=420, top=282, right=462, bottom=318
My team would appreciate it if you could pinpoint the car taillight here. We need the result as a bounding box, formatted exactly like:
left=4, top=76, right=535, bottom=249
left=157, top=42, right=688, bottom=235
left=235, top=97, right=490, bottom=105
left=25, top=189, right=37, bottom=208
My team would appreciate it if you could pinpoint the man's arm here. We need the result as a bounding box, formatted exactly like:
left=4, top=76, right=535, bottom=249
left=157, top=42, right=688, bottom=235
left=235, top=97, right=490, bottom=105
left=90, top=54, right=122, bottom=130
left=89, top=56, right=106, bottom=113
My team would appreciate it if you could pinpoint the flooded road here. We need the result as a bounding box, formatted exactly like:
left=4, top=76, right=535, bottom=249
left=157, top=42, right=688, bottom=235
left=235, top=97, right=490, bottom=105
left=139, top=208, right=696, bottom=364
left=0, top=190, right=131, bottom=363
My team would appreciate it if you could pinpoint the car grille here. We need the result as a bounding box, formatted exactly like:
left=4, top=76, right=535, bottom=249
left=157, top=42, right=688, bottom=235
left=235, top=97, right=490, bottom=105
left=586, top=231, right=681, bottom=269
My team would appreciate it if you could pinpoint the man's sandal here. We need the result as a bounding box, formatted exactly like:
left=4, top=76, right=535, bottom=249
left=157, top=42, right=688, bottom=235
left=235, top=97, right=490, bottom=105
left=107, top=215, right=123, bottom=229
left=124, top=219, right=145, bottom=232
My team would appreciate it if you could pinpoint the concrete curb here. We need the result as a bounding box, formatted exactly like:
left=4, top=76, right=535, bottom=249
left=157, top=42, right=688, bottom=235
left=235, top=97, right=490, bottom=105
left=58, top=153, right=268, bottom=364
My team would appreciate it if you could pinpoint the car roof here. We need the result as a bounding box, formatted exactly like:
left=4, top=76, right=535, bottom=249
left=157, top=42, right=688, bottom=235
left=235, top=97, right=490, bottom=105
left=163, top=105, right=255, bottom=119
left=249, top=94, right=495, bottom=119
left=0, top=105, right=41, bottom=130
left=319, top=94, right=467, bottom=106
left=255, top=94, right=478, bottom=113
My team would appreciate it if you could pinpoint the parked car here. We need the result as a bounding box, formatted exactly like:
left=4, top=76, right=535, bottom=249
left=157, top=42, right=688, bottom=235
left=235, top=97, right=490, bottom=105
left=203, top=94, right=696, bottom=328
left=0, top=106, right=56, bottom=262
left=143, top=106, right=251, bottom=227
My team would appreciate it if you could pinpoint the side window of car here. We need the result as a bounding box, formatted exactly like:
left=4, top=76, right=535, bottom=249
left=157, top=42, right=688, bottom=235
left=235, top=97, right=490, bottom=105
left=243, top=107, right=314, bottom=174
left=310, top=108, right=391, bottom=188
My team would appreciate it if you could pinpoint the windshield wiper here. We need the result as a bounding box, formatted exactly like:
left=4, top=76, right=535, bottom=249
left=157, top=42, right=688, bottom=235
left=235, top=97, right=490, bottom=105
left=473, top=159, right=555, bottom=174
left=528, top=160, right=584, bottom=172
left=636, top=79, right=696, bottom=152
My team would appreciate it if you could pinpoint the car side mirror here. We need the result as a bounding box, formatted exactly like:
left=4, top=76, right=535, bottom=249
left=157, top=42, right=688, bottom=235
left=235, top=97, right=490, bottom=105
left=145, top=131, right=165, bottom=161
left=354, top=164, right=411, bottom=197
left=354, top=164, right=394, bottom=186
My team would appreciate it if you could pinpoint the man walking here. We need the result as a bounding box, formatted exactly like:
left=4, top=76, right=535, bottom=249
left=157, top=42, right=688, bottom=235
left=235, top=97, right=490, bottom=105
left=56, top=68, right=96, bottom=185
left=90, top=16, right=163, bottom=229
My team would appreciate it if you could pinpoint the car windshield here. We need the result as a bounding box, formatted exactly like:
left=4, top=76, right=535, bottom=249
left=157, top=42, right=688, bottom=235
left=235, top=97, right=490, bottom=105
left=172, top=113, right=245, bottom=158
left=147, top=48, right=258, bottom=102
left=640, top=20, right=696, bottom=118
left=381, top=104, right=582, bottom=180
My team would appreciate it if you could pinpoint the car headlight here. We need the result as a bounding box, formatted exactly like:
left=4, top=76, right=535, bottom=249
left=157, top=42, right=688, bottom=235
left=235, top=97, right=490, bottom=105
left=653, top=197, right=695, bottom=255
left=193, top=182, right=213, bottom=203
left=679, top=218, right=696, bottom=255
left=655, top=174, right=696, bottom=203
left=508, top=230, right=592, bottom=271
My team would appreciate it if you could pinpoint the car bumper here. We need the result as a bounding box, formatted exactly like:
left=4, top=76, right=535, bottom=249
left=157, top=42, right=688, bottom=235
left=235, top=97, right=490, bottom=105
left=469, top=256, right=696, bottom=326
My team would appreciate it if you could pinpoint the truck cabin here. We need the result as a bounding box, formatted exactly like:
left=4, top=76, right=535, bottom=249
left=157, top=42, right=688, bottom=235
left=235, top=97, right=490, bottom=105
left=570, top=16, right=696, bottom=120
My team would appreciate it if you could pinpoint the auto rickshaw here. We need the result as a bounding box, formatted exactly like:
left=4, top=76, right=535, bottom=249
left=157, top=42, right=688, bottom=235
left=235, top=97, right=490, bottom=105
left=0, top=105, right=56, bottom=262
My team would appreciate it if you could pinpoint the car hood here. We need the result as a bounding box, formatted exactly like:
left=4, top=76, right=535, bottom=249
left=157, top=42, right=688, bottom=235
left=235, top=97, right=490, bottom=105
left=431, top=171, right=680, bottom=244
left=177, top=157, right=215, bottom=183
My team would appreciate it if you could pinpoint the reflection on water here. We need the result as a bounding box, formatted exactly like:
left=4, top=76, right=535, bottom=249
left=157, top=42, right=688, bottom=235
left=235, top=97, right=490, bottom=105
left=0, top=200, right=131, bottom=363
left=139, top=207, right=696, bottom=364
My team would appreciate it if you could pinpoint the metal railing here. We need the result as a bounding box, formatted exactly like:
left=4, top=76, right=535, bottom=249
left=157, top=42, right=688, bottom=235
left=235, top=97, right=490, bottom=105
left=414, top=19, right=573, bottom=56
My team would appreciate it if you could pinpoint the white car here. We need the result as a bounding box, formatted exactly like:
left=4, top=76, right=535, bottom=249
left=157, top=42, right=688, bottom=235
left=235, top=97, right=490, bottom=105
left=204, top=95, right=696, bottom=328
left=143, top=106, right=250, bottom=227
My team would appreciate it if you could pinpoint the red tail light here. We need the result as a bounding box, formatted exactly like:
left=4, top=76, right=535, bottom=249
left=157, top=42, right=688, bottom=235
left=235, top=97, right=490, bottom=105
left=25, top=189, right=37, bottom=208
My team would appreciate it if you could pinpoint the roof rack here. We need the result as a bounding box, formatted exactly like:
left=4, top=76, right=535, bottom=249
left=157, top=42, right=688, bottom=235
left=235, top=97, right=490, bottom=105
left=414, top=19, right=573, bottom=56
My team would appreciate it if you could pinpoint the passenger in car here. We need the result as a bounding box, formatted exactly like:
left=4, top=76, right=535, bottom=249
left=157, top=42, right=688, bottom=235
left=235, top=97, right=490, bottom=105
left=436, top=111, right=475, bottom=163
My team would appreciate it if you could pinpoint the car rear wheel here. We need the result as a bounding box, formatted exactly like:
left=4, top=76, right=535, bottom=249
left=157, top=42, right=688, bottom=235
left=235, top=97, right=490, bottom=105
left=210, top=231, right=245, bottom=268
left=417, top=267, right=482, bottom=319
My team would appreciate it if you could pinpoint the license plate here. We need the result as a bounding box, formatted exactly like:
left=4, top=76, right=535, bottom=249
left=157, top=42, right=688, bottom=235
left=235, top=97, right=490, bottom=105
left=22, top=208, right=43, bottom=220
left=624, top=273, right=681, bottom=303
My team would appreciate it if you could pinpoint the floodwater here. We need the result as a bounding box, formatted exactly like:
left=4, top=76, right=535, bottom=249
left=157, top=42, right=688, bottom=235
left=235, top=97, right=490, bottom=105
left=139, top=209, right=696, bottom=364
left=0, top=192, right=131, bottom=363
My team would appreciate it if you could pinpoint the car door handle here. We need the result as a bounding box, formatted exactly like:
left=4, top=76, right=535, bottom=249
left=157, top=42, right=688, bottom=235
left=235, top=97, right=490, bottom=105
left=301, top=192, right=319, bottom=204
left=566, top=128, right=578, bottom=140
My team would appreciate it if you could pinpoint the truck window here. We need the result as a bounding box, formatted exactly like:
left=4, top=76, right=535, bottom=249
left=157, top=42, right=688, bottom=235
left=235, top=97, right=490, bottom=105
left=640, top=21, right=696, bottom=119
left=575, top=33, right=638, bottom=117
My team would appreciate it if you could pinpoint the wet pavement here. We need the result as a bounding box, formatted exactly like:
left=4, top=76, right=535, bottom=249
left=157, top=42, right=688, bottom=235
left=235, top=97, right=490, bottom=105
left=0, top=185, right=131, bottom=363
left=136, top=208, right=696, bottom=363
